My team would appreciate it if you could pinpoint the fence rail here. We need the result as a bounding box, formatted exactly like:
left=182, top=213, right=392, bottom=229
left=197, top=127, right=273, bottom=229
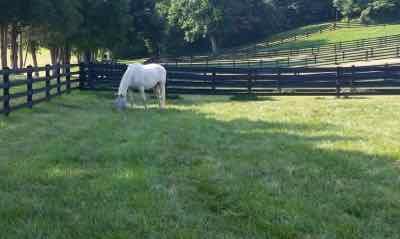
left=160, top=34, right=400, bottom=68
left=82, top=63, right=400, bottom=97
left=0, top=64, right=80, bottom=116
left=159, top=21, right=398, bottom=66
left=2, top=62, right=400, bottom=116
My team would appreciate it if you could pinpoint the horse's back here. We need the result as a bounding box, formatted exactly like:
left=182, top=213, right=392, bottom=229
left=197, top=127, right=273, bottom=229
left=143, top=64, right=167, bottom=82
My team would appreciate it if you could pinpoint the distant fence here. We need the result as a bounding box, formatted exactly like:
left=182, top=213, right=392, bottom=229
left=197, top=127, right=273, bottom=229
left=160, top=34, right=400, bottom=68
left=81, top=63, right=400, bottom=97
left=0, top=64, right=80, bottom=116
left=160, top=21, right=396, bottom=65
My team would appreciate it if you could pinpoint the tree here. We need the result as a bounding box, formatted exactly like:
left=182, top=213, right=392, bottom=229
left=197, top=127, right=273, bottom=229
left=164, top=0, right=224, bottom=54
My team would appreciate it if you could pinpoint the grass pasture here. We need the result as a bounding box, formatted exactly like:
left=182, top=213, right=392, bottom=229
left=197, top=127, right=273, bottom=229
left=270, top=24, right=400, bottom=51
left=171, top=23, right=400, bottom=68
left=1, top=92, right=400, bottom=238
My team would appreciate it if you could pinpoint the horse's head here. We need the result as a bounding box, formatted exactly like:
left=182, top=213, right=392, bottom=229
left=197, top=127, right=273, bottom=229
left=114, top=95, right=128, bottom=110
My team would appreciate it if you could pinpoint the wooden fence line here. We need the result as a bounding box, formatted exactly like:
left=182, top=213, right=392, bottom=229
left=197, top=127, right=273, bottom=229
left=80, top=63, right=400, bottom=97
left=0, top=64, right=80, bottom=116
left=160, top=22, right=397, bottom=64
left=2, top=62, right=400, bottom=116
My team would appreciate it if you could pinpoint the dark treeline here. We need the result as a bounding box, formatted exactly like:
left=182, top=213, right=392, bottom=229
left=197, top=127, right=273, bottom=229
left=0, top=0, right=399, bottom=69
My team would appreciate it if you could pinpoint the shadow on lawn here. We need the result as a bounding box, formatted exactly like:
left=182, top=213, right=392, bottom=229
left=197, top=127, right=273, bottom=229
left=1, top=99, right=399, bottom=238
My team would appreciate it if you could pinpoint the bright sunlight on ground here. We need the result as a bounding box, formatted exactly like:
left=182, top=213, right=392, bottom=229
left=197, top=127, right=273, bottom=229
left=1, top=92, right=399, bottom=238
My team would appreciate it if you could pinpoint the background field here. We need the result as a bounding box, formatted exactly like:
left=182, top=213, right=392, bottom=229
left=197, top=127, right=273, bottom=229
left=0, top=49, right=79, bottom=68
left=1, top=92, right=399, bottom=238
left=268, top=24, right=400, bottom=50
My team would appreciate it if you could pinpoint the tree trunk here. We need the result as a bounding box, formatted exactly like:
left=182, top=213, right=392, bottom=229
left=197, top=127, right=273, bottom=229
left=210, top=35, right=218, bottom=55
left=10, top=24, right=18, bottom=70
left=65, top=45, right=71, bottom=65
left=19, top=31, right=23, bottom=69
left=29, top=43, right=39, bottom=77
left=83, top=49, right=91, bottom=64
left=50, top=47, right=58, bottom=65
left=0, top=24, right=8, bottom=68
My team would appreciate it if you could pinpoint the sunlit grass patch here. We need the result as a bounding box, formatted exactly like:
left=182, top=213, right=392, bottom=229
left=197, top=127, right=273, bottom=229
left=0, top=91, right=400, bottom=238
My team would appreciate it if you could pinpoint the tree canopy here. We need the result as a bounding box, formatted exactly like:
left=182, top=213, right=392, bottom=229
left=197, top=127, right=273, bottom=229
left=0, top=0, right=399, bottom=68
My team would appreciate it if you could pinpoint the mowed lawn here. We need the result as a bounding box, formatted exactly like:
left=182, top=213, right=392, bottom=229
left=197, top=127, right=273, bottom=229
left=270, top=24, right=400, bottom=50
left=1, top=92, right=400, bottom=238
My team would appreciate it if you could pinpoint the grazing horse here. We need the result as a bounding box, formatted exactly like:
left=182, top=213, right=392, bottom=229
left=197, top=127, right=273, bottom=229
left=114, top=63, right=166, bottom=110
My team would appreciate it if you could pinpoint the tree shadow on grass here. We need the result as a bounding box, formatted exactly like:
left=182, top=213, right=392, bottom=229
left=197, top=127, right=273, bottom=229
left=0, top=101, right=399, bottom=239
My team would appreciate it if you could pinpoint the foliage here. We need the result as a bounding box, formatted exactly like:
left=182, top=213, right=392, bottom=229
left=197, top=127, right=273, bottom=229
left=334, top=0, right=400, bottom=23
left=1, top=0, right=400, bottom=63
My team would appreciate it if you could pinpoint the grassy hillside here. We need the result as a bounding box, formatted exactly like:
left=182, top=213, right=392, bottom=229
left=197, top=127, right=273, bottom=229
left=271, top=24, right=400, bottom=50
left=1, top=92, right=400, bottom=238
left=169, top=22, right=400, bottom=68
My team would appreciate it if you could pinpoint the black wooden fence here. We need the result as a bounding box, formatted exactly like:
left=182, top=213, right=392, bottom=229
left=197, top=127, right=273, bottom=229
left=82, top=63, right=400, bottom=96
left=2, top=62, right=400, bottom=116
left=0, top=64, right=80, bottom=116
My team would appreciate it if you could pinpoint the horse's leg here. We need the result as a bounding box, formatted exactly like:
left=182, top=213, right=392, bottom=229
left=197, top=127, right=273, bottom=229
left=160, top=82, right=166, bottom=109
left=154, top=83, right=162, bottom=108
left=140, top=86, right=148, bottom=110
left=128, top=88, right=135, bottom=107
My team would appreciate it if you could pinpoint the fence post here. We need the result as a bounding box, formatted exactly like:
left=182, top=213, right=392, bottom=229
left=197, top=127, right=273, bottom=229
left=277, top=67, right=281, bottom=93
left=27, top=65, right=33, bottom=109
left=56, top=64, right=61, bottom=95
left=287, top=57, right=290, bottom=67
left=350, top=65, right=355, bottom=95
left=247, top=68, right=252, bottom=95
left=397, top=47, right=400, bottom=57
left=314, top=54, right=317, bottom=64
left=335, top=54, right=338, bottom=65
left=66, top=64, right=71, bottom=93
left=384, top=63, right=389, bottom=81
left=336, top=66, right=341, bottom=98
left=88, top=63, right=95, bottom=90
left=366, top=50, right=369, bottom=61
left=2, top=67, right=10, bottom=116
left=79, top=63, right=86, bottom=89
left=45, top=65, right=51, bottom=100
left=211, top=70, right=216, bottom=94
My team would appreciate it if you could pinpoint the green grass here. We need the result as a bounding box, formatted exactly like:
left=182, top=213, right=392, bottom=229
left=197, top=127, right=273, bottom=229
left=1, top=91, right=400, bottom=238
left=265, top=24, right=400, bottom=51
